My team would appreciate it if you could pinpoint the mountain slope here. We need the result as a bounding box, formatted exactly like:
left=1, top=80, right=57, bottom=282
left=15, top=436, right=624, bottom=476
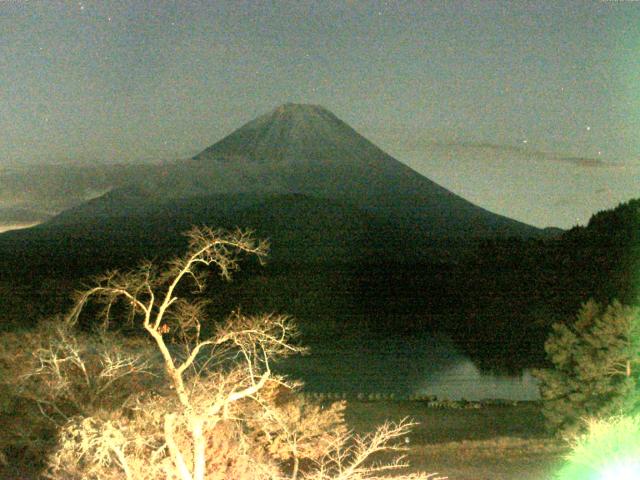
left=0, top=104, right=554, bottom=275
left=187, top=104, right=542, bottom=238
left=50, top=104, right=543, bottom=239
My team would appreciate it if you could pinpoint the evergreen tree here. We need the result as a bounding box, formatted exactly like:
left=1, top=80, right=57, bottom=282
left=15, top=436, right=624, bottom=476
left=534, top=299, right=640, bottom=435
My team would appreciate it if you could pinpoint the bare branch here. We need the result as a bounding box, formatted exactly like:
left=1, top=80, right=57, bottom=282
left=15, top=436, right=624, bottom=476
left=14, top=226, right=443, bottom=480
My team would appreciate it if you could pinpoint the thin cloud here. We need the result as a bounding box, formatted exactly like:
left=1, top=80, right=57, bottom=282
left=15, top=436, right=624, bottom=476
left=557, top=156, right=608, bottom=168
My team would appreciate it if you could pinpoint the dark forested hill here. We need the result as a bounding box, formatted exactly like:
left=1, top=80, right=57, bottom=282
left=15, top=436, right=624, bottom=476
left=449, top=198, right=640, bottom=368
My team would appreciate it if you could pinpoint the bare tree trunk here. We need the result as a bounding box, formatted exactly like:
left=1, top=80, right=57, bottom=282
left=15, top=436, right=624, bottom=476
left=192, top=417, right=206, bottom=480
left=112, top=446, right=133, bottom=480
left=291, top=455, right=299, bottom=480
left=165, top=414, right=193, bottom=480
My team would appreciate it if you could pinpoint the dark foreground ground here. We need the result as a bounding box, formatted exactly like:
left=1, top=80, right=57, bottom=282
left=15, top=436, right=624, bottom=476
left=345, top=400, right=568, bottom=480
left=1, top=396, right=568, bottom=479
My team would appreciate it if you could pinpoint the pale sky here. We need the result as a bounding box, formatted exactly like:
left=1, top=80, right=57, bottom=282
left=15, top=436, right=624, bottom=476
left=1, top=0, right=638, bottom=228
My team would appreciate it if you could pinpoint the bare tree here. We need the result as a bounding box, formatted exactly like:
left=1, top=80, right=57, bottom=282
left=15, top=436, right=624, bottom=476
left=13, top=226, right=445, bottom=480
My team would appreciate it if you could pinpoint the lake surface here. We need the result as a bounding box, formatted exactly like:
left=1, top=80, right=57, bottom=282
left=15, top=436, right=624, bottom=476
left=276, top=331, right=540, bottom=401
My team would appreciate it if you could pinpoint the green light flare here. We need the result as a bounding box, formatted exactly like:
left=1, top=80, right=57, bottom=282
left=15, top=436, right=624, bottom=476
left=599, top=460, right=640, bottom=480
left=555, top=415, right=640, bottom=480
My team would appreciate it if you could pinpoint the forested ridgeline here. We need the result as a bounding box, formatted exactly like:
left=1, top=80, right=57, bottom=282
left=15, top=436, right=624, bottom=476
left=0, top=199, right=638, bottom=371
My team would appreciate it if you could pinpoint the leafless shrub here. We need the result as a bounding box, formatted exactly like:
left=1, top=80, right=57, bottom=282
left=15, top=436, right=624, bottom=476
left=10, top=226, right=445, bottom=480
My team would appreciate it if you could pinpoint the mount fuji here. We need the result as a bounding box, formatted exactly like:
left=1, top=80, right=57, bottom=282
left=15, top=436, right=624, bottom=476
left=1, top=104, right=549, bottom=272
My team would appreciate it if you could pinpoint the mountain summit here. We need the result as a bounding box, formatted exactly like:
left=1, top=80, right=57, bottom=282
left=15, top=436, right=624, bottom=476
left=193, top=103, right=385, bottom=168
left=182, top=102, right=441, bottom=202
left=3, top=104, right=548, bottom=270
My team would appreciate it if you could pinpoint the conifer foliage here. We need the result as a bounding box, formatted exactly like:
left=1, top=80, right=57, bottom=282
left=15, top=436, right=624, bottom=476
left=534, top=299, right=640, bottom=435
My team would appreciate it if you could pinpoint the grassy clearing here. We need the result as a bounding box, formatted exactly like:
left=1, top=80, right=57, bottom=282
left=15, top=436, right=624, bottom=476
left=345, top=400, right=568, bottom=480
